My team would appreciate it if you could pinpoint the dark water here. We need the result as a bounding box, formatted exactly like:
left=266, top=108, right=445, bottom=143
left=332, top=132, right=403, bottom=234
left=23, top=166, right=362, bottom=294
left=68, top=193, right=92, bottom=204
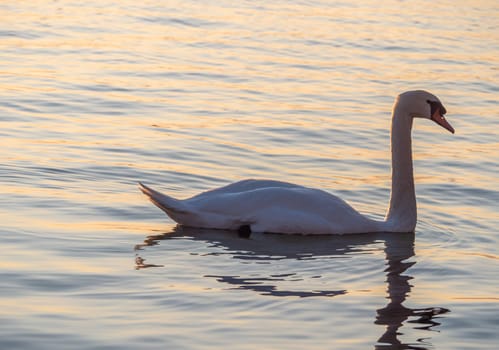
left=1, top=1, right=498, bottom=349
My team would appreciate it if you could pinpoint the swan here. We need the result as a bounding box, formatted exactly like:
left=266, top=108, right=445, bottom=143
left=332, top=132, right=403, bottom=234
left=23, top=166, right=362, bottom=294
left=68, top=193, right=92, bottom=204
left=139, top=90, right=454, bottom=235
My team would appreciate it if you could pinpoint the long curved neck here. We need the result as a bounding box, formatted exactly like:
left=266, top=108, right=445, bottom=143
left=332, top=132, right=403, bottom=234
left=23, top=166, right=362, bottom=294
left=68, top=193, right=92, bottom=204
left=384, top=104, right=417, bottom=232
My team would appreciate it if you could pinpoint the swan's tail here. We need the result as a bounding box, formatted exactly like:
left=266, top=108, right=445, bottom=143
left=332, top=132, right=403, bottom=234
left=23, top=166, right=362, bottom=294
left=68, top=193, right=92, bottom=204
left=138, top=182, right=192, bottom=221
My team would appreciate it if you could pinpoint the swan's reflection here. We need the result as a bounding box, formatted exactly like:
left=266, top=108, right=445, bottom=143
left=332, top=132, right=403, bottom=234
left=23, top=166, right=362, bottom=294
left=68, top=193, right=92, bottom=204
left=374, top=233, right=449, bottom=349
left=135, top=227, right=449, bottom=349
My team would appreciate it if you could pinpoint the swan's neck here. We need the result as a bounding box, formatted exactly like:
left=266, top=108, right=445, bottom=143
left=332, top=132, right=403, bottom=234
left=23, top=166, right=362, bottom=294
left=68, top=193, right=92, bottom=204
left=384, top=105, right=417, bottom=232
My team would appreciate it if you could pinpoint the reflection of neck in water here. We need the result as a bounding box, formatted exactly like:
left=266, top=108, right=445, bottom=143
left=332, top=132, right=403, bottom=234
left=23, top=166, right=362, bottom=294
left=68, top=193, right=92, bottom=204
left=135, top=228, right=449, bottom=348
left=375, top=232, right=449, bottom=349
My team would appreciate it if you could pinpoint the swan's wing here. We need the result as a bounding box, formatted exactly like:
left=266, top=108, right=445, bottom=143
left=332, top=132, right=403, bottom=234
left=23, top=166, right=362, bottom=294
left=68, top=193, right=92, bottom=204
left=141, top=181, right=378, bottom=234
left=186, top=186, right=375, bottom=233
left=189, top=179, right=304, bottom=200
left=188, top=186, right=351, bottom=216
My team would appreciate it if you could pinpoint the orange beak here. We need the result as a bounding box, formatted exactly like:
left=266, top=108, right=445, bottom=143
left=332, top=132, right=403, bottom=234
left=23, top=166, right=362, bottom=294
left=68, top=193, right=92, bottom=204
left=431, top=108, right=454, bottom=134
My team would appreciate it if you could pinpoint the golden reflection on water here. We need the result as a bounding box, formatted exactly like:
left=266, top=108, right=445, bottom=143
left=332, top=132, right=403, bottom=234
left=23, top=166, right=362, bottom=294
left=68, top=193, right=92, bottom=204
left=1, top=1, right=498, bottom=348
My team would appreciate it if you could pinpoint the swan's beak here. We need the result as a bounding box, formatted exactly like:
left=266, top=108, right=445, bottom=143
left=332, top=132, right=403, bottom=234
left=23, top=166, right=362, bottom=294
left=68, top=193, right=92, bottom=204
left=431, top=108, right=454, bottom=134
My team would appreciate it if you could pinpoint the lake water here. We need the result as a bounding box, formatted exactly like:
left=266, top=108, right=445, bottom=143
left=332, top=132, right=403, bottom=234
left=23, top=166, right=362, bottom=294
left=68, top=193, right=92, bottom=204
left=1, top=0, right=498, bottom=349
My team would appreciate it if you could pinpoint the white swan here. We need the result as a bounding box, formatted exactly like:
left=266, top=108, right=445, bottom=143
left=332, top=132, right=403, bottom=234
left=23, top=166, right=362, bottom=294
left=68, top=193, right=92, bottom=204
left=139, top=90, right=454, bottom=235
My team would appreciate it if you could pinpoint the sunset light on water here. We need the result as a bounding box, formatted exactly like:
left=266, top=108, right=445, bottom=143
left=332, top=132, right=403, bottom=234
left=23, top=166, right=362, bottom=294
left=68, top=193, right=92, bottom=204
left=1, top=1, right=498, bottom=349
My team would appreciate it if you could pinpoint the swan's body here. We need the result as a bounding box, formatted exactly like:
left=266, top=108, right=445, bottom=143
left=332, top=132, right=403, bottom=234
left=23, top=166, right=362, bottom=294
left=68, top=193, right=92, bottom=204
left=140, top=179, right=379, bottom=234
left=140, top=90, right=454, bottom=234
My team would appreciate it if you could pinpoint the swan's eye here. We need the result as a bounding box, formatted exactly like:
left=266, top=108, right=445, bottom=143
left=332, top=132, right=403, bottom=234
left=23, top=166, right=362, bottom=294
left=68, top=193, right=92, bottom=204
left=426, top=100, right=447, bottom=116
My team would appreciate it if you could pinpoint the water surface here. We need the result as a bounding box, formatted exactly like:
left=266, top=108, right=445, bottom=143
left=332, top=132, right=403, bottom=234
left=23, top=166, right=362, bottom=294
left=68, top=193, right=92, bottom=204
left=1, top=1, right=498, bottom=349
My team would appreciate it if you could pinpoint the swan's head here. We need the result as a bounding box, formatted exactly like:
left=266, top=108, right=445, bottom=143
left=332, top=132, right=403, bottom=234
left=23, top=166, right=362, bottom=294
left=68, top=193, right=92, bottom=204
left=396, top=90, right=454, bottom=134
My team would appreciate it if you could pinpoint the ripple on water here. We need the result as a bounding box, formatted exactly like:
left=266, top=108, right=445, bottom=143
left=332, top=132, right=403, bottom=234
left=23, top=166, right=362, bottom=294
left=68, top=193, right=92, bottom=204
left=1, top=0, right=498, bottom=349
